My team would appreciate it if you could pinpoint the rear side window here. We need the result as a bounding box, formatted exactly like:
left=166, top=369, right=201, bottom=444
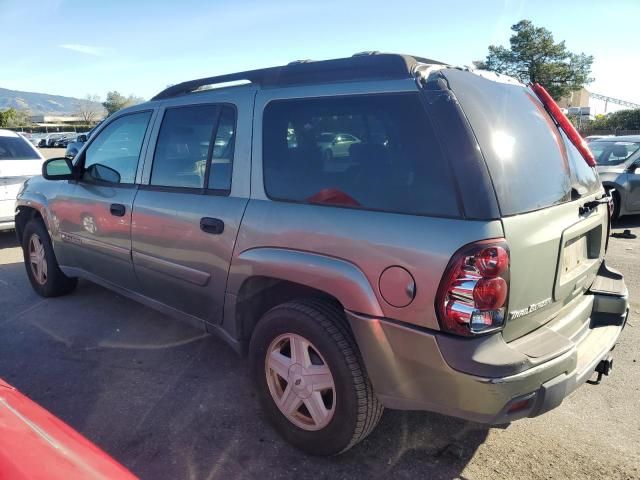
left=0, top=136, right=40, bottom=160
left=262, top=93, right=459, bottom=217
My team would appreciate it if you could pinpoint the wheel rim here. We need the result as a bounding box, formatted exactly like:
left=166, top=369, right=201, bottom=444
left=265, top=333, right=336, bottom=431
left=28, top=234, right=48, bottom=285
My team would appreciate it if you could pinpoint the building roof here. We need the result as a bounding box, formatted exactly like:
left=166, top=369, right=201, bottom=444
left=152, top=53, right=445, bottom=100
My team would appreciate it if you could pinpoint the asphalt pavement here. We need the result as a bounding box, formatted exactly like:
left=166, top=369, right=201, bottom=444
left=0, top=178, right=638, bottom=479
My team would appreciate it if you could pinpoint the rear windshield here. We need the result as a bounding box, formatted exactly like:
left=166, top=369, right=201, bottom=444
left=0, top=136, right=40, bottom=160
left=262, top=93, right=460, bottom=217
left=589, top=140, right=640, bottom=166
left=442, top=69, right=599, bottom=215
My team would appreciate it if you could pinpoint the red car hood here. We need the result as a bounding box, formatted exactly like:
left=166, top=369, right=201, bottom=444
left=0, top=379, right=136, bottom=480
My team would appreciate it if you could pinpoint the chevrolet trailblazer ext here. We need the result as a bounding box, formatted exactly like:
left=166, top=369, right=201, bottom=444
left=15, top=54, right=628, bottom=455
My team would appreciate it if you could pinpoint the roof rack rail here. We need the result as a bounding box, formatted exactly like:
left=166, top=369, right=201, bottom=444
left=352, top=51, right=380, bottom=56
left=152, top=53, right=446, bottom=101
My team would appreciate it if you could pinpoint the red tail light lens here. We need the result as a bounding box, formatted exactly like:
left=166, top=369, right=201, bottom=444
left=436, top=240, right=510, bottom=336
left=475, top=246, right=509, bottom=277
left=530, top=83, right=596, bottom=167
left=473, top=277, right=508, bottom=310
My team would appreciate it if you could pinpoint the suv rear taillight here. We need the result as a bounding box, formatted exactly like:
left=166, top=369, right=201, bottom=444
left=435, top=239, right=510, bottom=337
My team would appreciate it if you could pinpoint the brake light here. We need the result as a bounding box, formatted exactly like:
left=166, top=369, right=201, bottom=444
left=530, top=83, right=596, bottom=167
left=436, top=240, right=510, bottom=336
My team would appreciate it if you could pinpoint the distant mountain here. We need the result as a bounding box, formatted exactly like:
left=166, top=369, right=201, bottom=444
left=0, top=87, right=103, bottom=115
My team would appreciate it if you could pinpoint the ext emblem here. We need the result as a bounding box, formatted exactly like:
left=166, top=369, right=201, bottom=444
left=509, top=298, right=552, bottom=320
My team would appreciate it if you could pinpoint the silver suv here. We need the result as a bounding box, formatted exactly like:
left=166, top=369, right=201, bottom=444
left=15, top=54, right=629, bottom=455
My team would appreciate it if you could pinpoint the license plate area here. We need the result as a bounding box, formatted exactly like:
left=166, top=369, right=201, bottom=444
left=561, top=235, right=588, bottom=279
left=554, top=212, right=606, bottom=302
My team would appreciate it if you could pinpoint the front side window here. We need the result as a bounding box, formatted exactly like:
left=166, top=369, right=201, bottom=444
left=262, top=93, right=459, bottom=217
left=84, top=111, right=152, bottom=184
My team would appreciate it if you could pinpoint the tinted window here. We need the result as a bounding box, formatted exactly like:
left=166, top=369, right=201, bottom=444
left=84, top=111, right=151, bottom=184
left=208, top=106, right=235, bottom=191
left=151, top=105, right=218, bottom=188
left=442, top=70, right=586, bottom=215
left=263, top=94, right=459, bottom=217
left=0, top=136, right=40, bottom=160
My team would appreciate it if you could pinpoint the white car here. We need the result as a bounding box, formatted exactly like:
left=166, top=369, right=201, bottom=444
left=0, top=129, right=46, bottom=231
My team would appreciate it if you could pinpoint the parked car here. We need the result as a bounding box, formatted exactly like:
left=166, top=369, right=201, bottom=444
left=0, top=129, right=46, bottom=231
left=0, top=378, right=136, bottom=480
left=585, top=134, right=614, bottom=143
left=591, top=136, right=640, bottom=219
left=316, top=132, right=361, bottom=159
left=27, top=133, right=46, bottom=147
left=41, top=132, right=74, bottom=147
left=15, top=54, right=628, bottom=455
left=52, top=134, right=75, bottom=148
left=65, top=124, right=102, bottom=158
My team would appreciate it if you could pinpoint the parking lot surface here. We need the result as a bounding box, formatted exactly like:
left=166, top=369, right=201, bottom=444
left=0, top=164, right=638, bottom=478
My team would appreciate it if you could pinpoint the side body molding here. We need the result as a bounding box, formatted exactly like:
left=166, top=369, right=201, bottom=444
left=227, top=247, right=384, bottom=317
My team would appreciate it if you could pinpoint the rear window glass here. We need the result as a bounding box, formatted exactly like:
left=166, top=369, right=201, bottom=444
left=589, top=141, right=640, bottom=166
left=262, top=93, right=459, bottom=217
left=442, top=70, right=599, bottom=215
left=0, top=136, right=40, bottom=160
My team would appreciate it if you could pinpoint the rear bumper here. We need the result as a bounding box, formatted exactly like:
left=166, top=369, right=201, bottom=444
left=348, top=262, right=628, bottom=424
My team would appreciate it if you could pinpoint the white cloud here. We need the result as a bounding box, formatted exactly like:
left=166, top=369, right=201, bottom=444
left=58, top=44, right=114, bottom=57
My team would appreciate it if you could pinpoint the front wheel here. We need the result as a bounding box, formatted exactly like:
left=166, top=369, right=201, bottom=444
left=249, top=299, right=383, bottom=455
left=22, top=218, right=77, bottom=297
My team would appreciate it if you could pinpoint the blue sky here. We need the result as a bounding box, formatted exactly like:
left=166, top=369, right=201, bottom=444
left=2, top=0, right=639, bottom=103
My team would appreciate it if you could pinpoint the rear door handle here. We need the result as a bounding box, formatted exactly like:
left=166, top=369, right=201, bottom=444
left=110, top=203, right=126, bottom=217
left=200, top=217, right=224, bottom=235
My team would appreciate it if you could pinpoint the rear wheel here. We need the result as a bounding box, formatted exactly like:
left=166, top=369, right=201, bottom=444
left=22, top=218, right=77, bottom=297
left=249, top=299, right=383, bottom=455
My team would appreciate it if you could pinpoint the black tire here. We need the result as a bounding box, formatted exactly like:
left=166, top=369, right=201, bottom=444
left=611, top=190, right=621, bottom=222
left=249, top=298, right=383, bottom=455
left=21, top=218, right=77, bottom=297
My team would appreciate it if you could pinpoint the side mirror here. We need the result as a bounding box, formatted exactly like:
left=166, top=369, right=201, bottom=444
left=85, top=163, right=121, bottom=184
left=42, top=157, right=75, bottom=180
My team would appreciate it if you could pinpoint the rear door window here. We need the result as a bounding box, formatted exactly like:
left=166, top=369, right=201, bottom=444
left=150, top=104, right=235, bottom=192
left=262, top=93, right=459, bottom=217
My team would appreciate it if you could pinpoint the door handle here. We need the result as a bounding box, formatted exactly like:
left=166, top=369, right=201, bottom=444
left=110, top=203, right=126, bottom=217
left=200, top=217, right=224, bottom=235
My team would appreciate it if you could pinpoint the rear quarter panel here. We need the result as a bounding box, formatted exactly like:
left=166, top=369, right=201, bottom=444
left=230, top=80, right=504, bottom=329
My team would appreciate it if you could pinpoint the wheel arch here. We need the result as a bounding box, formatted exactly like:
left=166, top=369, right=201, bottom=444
left=224, top=248, right=384, bottom=349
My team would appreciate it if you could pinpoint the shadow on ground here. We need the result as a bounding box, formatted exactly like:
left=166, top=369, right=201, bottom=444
left=0, top=259, right=490, bottom=479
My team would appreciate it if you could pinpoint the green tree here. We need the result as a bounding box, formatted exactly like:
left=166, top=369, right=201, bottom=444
left=590, top=109, right=640, bottom=131
left=476, top=20, right=593, bottom=100
left=102, top=91, right=144, bottom=116
left=0, top=108, right=32, bottom=128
